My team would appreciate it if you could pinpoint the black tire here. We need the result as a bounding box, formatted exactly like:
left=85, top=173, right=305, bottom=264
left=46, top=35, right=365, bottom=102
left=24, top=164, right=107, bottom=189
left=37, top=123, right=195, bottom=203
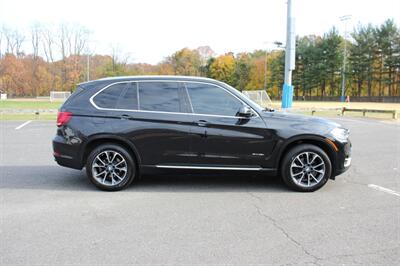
left=280, top=144, right=332, bottom=192
left=86, top=143, right=136, bottom=191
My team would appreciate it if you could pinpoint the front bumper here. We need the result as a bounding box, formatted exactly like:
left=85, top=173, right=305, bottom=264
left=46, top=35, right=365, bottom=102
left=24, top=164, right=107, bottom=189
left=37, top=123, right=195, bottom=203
left=333, top=140, right=351, bottom=177
left=344, top=157, right=351, bottom=168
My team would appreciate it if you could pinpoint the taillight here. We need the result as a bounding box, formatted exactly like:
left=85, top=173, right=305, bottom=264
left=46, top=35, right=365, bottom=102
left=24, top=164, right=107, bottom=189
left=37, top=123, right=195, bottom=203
left=57, top=111, right=72, bottom=126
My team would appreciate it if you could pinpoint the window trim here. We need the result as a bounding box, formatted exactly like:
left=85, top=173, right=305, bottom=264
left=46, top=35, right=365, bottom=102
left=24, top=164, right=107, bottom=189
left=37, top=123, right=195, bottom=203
left=89, top=80, right=259, bottom=119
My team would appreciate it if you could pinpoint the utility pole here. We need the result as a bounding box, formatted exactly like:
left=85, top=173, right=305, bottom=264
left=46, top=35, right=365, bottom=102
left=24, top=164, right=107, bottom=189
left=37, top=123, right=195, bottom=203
left=340, top=15, right=351, bottom=102
left=282, top=0, right=296, bottom=108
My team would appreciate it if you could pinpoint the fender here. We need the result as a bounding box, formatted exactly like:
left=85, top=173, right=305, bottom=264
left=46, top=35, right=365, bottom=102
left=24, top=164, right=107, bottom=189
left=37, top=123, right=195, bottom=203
left=273, top=134, right=338, bottom=170
left=80, top=134, right=142, bottom=166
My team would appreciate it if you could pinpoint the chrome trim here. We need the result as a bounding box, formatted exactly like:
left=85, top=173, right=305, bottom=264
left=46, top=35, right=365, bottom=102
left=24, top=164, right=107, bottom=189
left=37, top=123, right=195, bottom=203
left=89, top=80, right=260, bottom=119
left=155, top=165, right=264, bottom=171
left=135, top=82, right=140, bottom=108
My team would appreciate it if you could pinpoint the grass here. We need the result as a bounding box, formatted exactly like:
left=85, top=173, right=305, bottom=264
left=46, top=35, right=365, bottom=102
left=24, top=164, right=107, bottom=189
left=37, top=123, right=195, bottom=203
left=0, top=100, right=62, bottom=109
left=0, top=113, right=56, bottom=121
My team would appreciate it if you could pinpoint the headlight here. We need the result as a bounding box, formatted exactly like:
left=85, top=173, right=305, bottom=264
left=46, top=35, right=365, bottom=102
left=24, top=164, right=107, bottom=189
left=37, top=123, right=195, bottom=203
left=330, top=127, right=350, bottom=143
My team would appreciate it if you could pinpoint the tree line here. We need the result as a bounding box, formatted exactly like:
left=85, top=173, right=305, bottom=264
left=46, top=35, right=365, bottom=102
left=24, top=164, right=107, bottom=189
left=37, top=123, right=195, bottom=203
left=0, top=20, right=399, bottom=99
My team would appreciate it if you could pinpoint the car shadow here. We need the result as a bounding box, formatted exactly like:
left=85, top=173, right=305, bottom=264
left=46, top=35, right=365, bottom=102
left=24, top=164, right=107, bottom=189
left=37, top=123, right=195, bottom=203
left=0, top=165, right=289, bottom=193
left=133, top=173, right=288, bottom=193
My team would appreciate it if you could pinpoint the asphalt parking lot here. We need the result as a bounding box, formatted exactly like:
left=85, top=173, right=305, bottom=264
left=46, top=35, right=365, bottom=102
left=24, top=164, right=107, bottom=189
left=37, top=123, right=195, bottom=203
left=1, top=117, right=399, bottom=265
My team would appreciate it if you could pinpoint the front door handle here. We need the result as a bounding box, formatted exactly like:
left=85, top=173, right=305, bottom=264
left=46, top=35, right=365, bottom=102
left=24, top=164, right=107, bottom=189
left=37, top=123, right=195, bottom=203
left=196, top=120, right=209, bottom=127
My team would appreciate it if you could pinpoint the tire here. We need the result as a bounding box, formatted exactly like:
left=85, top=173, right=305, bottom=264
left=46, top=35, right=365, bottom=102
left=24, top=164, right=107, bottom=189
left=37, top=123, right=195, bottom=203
left=86, top=143, right=136, bottom=191
left=280, top=144, right=332, bottom=192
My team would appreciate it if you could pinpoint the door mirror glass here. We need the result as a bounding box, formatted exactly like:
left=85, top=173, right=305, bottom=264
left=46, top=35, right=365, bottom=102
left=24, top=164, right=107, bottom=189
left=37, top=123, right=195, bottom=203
left=237, top=106, right=253, bottom=117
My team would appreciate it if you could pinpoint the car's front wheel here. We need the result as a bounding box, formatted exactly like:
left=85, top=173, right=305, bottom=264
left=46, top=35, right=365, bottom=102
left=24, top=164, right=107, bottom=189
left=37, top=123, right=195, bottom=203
left=86, top=143, right=136, bottom=191
left=281, top=144, right=332, bottom=192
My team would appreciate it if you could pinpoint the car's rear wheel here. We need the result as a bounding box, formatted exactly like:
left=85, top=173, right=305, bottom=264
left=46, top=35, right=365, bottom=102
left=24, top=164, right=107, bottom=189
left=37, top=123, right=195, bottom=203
left=281, top=144, right=332, bottom=192
left=86, top=144, right=136, bottom=191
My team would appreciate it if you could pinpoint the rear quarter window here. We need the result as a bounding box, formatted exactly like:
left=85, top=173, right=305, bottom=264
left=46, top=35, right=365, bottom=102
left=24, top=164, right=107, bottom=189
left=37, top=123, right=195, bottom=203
left=93, top=82, right=138, bottom=110
left=62, top=86, right=84, bottom=107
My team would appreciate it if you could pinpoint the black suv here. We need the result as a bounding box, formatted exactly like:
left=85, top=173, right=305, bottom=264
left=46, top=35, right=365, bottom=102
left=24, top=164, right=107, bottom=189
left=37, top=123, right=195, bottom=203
left=53, top=76, right=351, bottom=191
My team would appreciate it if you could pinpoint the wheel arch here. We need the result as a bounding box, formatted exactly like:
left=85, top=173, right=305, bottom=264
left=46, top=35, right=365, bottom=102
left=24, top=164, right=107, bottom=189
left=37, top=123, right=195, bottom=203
left=276, top=135, right=338, bottom=177
left=81, top=134, right=142, bottom=168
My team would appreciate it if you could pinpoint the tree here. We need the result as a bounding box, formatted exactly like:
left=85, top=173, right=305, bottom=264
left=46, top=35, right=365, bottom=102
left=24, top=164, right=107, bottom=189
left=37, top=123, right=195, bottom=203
left=349, top=24, right=376, bottom=96
left=196, top=46, right=215, bottom=76
left=41, top=24, right=55, bottom=63
left=1, top=20, right=399, bottom=99
left=233, top=53, right=251, bottom=90
left=319, top=28, right=342, bottom=97
left=375, top=19, right=400, bottom=96
left=2, top=26, right=25, bottom=56
left=208, top=53, right=235, bottom=85
left=245, top=51, right=266, bottom=91
left=30, top=23, right=41, bottom=97
left=166, top=48, right=201, bottom=76
left=267, top=50, right=285, bottom=98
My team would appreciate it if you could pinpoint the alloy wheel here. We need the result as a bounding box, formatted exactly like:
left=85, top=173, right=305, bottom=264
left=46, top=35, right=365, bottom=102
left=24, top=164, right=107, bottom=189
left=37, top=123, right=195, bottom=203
left=91, top=150, right=128, bottom=186
left=290, top=151, right=326, bottom=188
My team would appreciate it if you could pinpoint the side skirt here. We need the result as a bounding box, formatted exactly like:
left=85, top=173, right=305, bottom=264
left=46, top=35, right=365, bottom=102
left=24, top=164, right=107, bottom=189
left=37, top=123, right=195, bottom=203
left=140, top=164, right=277, bottom=176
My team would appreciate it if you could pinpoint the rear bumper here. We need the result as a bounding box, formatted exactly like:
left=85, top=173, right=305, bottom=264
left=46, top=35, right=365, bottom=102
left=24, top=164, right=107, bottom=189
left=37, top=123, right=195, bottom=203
left=53, top=135, right=83, bottom=170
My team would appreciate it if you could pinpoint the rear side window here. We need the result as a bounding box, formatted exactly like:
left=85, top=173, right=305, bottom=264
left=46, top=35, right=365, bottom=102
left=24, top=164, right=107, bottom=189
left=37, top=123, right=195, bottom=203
left=186, top=82, right=243, bottom=116
left=138, top=82, right=183, bottom=112
left=93, top=82, right=138, bottom=109
left=116, top=83, right=138, bottom=110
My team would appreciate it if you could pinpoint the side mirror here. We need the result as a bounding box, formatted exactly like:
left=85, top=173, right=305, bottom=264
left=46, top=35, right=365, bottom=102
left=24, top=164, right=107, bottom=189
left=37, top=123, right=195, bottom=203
left=237, top=106, right=253, bottom=117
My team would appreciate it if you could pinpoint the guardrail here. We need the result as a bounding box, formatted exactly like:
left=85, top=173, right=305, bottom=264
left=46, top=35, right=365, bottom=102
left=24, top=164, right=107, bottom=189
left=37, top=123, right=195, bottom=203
left=341, top=107, right=398, bottom=119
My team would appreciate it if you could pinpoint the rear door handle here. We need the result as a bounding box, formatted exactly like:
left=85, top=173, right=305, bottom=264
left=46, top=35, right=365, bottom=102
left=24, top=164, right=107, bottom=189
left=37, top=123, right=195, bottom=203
left=196, top=120, right=209, bottom=127
left=121, top=114, right=132, bottom=120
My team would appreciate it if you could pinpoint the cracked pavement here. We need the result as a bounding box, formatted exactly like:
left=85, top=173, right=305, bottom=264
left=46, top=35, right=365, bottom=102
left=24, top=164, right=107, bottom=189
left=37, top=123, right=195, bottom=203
left=1, top=118, right=399, bottom=265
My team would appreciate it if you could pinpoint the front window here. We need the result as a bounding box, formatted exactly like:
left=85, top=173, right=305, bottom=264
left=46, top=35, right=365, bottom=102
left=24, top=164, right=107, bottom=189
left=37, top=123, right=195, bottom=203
left=185, top=82, right=243, bottom=116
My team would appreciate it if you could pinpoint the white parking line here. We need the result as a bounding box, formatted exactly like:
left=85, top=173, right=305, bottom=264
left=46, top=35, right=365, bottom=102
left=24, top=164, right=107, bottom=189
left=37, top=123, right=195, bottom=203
left=15, top=120, right=32, bottom=130
left=368, top=184, right=400, bottom=197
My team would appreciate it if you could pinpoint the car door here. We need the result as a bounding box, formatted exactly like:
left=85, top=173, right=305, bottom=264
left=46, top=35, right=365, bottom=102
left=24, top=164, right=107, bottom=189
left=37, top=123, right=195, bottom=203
left=99, top=81, right=194, bottom=166
left=184, top=82, right=275, bottom=169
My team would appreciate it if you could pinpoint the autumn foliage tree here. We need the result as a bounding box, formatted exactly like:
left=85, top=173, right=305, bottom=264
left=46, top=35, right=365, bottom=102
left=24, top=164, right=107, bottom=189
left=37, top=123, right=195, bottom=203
left=0, top=20, right=399, bottom=99
left=208, top=53, right=236, bottom=84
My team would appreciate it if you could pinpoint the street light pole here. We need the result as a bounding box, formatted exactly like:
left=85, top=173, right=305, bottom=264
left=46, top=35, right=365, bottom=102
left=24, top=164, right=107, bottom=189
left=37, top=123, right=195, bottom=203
left=340, top=15, right=351, bottom=102
left=282, top=0, right=296, bottom=108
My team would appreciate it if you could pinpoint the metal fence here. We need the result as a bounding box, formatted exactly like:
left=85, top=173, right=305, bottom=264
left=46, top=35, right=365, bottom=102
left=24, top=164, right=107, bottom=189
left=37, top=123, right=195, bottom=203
left=287, top=96, right=400, bottom=103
